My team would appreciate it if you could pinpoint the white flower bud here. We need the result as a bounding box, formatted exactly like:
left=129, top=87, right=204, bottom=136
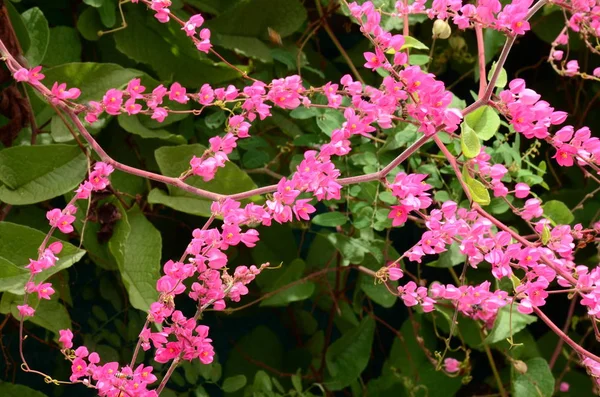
left=432, top=19, right=452, bottom=40
left=513, top=360, right=528, bottom=374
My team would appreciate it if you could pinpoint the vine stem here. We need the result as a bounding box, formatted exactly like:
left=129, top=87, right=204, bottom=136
left=549, top=297, right=577, bottom=369
left=475, top=23, right=487, bottom=97
left=481, top=329, right=508, bottom=397
left=533, top=307, right=600, bottom=363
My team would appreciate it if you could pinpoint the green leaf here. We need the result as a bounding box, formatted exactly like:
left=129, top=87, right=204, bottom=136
left=109, top=205, right=161, bottom=311
left=42, top=63, right=142, bottom=103
left=206, top=0, right=307, bottom=39
left=312, top=212, right=348, bottom=227
left=483, top=305, right=537, bottom=345
left=21, top=7, right=50, bottom=66
left=27, top=298, right=71, bottom=336
left=118, top=114, right=186, bottom=144
left=42, top=27, right=82, bottom=67
left=408, top=54, right=430, bottom=65
left=487, top=61, right=508, bottom=88
left=76, top=7, right=104, bottom=41
left=541, top=224, right=551, bottom=245
left=114, top=6, right=244, bottom=87
left=465, top=105, right=501, bottom=141
left=0, top=382, right=48, bottom=397
left=0, top=257, right=29, bottom=294
left=464, top=168, right=491, bottom=206
left=401, top=35, right=429, bottom=50
left=325, top=317, right=375, bottom=390
left=460, top=122, right=481, bottom=158
left=213, top=34, right=273, bottom=63
left=512, top=357, right=555, bottom=397
left=0, top=222, right=85, bottom=294
left=316, top=110, right=345, bottom=137
left=222, top=375, right=247, bottom=393
left=98, top=0, right=116, bottom=28
left=289, top=106, right=319, bottom=120
left=152, top=144, right=258, bottom=217
left=260, top=259, right=315, bottom=307
left=427, top=242, right=465, bottom=268
left=543, top=200, right=574, bottom=225
left=0, top=144, right=87, bottom=205
left=84, top=0, right=105, bottom=6
left=242, top=150, right=270, bottom=169
left=6, top=2, right=31, bottom=55
left=328, top=234, right=369, bottom=264
left=224, top=326, right=283, bottom=388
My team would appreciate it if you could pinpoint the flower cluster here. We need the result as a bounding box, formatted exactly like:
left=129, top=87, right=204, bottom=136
left=349, top=2, right=463, bottom=135
left=17, top=162, right=114, bottom=318
left=58, top=332, right=159, bottom=397
left=387, top=172, right=433, bottom=226
left=497, top=79, right=600, bottom=169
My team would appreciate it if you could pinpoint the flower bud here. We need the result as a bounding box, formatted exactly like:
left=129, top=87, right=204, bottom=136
left=513, top=360, right=528, bottom=374
left=449, top=36, right=466, bottom=51
left=432, top=19, right=451, bottom=39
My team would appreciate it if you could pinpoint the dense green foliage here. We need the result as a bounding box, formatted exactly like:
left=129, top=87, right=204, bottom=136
left=0, top=0, right=599, bottom=396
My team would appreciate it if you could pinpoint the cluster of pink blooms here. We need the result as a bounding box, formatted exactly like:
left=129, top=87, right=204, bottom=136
left=349, top=2, right=463, bottom=135
left=59, top=330, right=159, bottom=397
left=387, top=172, right=433, bottom=226
left=431, top=281, right=509, bottom=326
left=9, top=0, right=600, bottom=392
left=497, top=78, right=600, bottom=168
left=392, top=0, right=534, bottom=34
left=469, top=152, right=523, bottom=198
left=443, top=357, right=461, bottom=373
left=17, top=162, right=114, bottom=318
left=131, top=0, right=211, bottom=52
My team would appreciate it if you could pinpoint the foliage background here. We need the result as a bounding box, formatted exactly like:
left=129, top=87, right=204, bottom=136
left=0, top=0, right=599, bottom=396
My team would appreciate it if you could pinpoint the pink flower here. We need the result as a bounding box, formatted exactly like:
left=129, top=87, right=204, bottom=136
left=37, top=282, right=55, bottom=300
left=565, top=60, right=579, bottom=76
left=196, top=29, right=212, bottom=53
left=168, top=82, right=189, bottom=104
left=293, top=199, right=316, bottom=221
left=151, top=107, right=168, bottom=123
left=183, top=14, right=204, bottom=36
left=75, top=181, right=94, bottom=199
left=205, top=248, right=227, bottom=269
left=50, top=82, right=81, bottom=103
left=363, top=48, right=386, bottom=70
left=559, top=382, right=569, bottom=392
left=521, top=199, right=543, bottom=221
left=443, top=358, right=460, bottom=373
left=198, top=84, right=214, bottom=105
left=103, top=88, right=123, bottom=115
left=514, top=183, right=530, bottom=198
left=388, top=267, right=403, bottom=280
left=389, top=205, right=408, bottom=226
left=17, top=304, right=35, bottom=317
left=155, top=341, right=181, bottom=363
left=126, top=78, right=146, bottom=98
left=70, top=357, right=88, bottom=380
left=59, top=329, right=74, bottom=349
left=124, top=98, right=142, bottom=115
left=553, top=144, right=577, bottom=167
left=14, top=68, right=29, bottom=82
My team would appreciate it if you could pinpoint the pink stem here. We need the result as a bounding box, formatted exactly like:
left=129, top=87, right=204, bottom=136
left=533, top=306, right=600, bottom=363
left=475, top=23, right=487, bottom=97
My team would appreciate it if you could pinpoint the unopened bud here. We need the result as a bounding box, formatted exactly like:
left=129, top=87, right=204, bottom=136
left=433, top=19, right=451, bottom=40
left=449, top=36, right=466, bottom=51
left=513, top=360, right=528, bottom=374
